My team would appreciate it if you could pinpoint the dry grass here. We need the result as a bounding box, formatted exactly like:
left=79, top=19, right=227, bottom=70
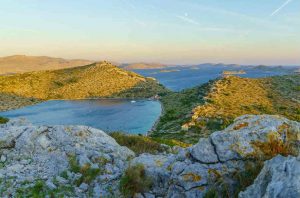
left=110, top=132, right=167, bottom=155
left=188, top=75, right=300, bottom=132
left=0, top=62, right=151, bottom=100
left=119, top=164, right=152, bottom=197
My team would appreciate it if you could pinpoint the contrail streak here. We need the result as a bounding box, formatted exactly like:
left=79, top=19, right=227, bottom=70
left=270, top=0, right=293, bottom=16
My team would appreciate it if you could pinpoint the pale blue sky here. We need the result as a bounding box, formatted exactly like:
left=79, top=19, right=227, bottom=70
left=0, top=0, right=299, bottom=65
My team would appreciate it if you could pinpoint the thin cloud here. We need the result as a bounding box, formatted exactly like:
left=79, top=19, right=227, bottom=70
left=270, top=0, right=293, bottom=16
left=176, top=13, right=237, bottom=33
left=176, top=14, right=200, bottom=25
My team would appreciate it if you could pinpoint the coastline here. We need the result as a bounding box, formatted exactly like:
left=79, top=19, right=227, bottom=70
left=0, top=95, right=160, bottom=112
left=147, top=99, right=164, bottom=136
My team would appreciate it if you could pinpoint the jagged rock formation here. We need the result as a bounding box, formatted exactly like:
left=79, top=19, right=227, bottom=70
left=240, top=155, right=300, bottom=198
left=133, top=115, right=300, bottom=197
left=0, top=118, right=134, bottom=197
left=0, top=115, right=299, bottom=197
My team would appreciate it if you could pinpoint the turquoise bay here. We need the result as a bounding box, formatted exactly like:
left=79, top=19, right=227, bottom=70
left=0, top=99, right=161, bottom=134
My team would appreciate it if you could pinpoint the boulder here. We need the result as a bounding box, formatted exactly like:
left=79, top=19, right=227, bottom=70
left=0, top=118, right=134, bottom=197
left=239, top=155, right=300, bottom=198
left=132, top=115, right=300, bottom=197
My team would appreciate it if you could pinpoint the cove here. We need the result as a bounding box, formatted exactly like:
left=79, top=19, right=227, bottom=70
left=0, top=99, right=161, bottom=134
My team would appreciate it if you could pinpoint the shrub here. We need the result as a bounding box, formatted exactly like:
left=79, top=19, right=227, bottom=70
left=68, top=155, right=102, bottom=186
left=0, top=117, right=9, bottom=124
left=232, top=162, right=263, bottom=197
left=75, top=163, right=101, bottom=186
left=119, top=164, right=152, bottom=197
left=204, top=188, right=218, bottom=198
left=205, top=162, right=263, bottom=198
left=151, top=137, right=192, bottom=148
left=110, top=132, right=166, bottom=154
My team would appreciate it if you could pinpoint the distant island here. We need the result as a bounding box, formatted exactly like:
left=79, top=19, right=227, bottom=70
left=120, top=63, right=168, bottom=70
left=222, top=70, right=246, bottom=76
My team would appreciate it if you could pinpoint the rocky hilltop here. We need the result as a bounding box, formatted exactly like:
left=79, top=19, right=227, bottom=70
left=0, top=61, right=168, bottom=111
left=0, top=55, right=93, bottom=75
left=0, top=118, right=134, bottom=197
left=0, top=115, right=299, bottom=197
left=153, top=75, right=300, bottom=143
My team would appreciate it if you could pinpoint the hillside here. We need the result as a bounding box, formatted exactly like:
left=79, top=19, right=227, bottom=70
left=152, top=75, right=300, bottom=143
left=0, top=61, right=168, bottom=110
left=121, top=63, right=167, bottom=70
left=0, top=55, right=93, bottom=74
left=0, top=93, right=41, bottom=111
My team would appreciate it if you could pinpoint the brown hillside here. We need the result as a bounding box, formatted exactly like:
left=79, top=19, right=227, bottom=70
left=0, top=55, right=93, bottom=74
left=188, top=75, right=300, bottom=129
left=0, top=61, right=162, bottom=101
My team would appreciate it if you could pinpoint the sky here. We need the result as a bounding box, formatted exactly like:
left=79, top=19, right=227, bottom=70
left=0, top=0, right=299, bottom=65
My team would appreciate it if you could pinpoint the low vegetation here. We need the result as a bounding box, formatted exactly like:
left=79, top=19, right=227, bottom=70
left=0, top=116, right=9, bottom=124
left=150, top=80, right=217, bottom=143
left=204, top=162, right=263, bottom=198
left=0, top=61, right=168, bottom=111
left=119, top=164, right=152, bottom=197
left=153, top=75, right=300, bottom=144
left=112, top=80, right=169, bottom=98
left=15, top=180, right=74, bottom=198
left=0, top=61, right=167, bottom=100
left=110, top=132, right=167, bottom=154
left=110, top=132, right=191, bottom=155
left=68, top=155, right=102, bottom=186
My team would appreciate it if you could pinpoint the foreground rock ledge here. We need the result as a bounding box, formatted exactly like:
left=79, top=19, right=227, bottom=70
left=133, top=115, right=300, bottom=198
left=0, top=118, right=134, bottom=197
left=0, top=114, right=299, bottom=197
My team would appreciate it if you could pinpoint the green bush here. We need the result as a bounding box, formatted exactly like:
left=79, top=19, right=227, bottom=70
left=68, top=155, right=102, bottom=186
left=204, top=161, right=263, bottom=198
left=204, top=188, right=218, bottom=198
left=119, top=164, right=152, bottom=197
left=0, top=117, right=9, bottom=124
left=110, top=132, right=166, bottom=155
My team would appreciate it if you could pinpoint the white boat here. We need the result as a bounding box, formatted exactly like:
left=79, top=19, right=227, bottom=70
left=131, top=100, right=136, bottom=103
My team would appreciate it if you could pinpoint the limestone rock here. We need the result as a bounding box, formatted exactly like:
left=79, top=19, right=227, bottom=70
left=0, top=118, right=134, bottom=197
left=133, top=115, right=300, bottom=197
left=239, top=155, right=300, bottom=198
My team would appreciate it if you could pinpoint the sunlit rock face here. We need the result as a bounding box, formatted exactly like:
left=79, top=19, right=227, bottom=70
left=132, top=115, right=300, bottom=197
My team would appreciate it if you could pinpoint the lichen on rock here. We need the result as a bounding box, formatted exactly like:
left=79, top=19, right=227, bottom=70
left=0, top=118, right=134, bottom=197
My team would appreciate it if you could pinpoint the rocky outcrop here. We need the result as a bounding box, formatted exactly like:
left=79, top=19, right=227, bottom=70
left=1, top=115, right=299, bottom=197
left=0, top=118, right=134, bottom=197
left=239, top=155, right=300, bottom=198
left=132, top=115, right=300, bottom=197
